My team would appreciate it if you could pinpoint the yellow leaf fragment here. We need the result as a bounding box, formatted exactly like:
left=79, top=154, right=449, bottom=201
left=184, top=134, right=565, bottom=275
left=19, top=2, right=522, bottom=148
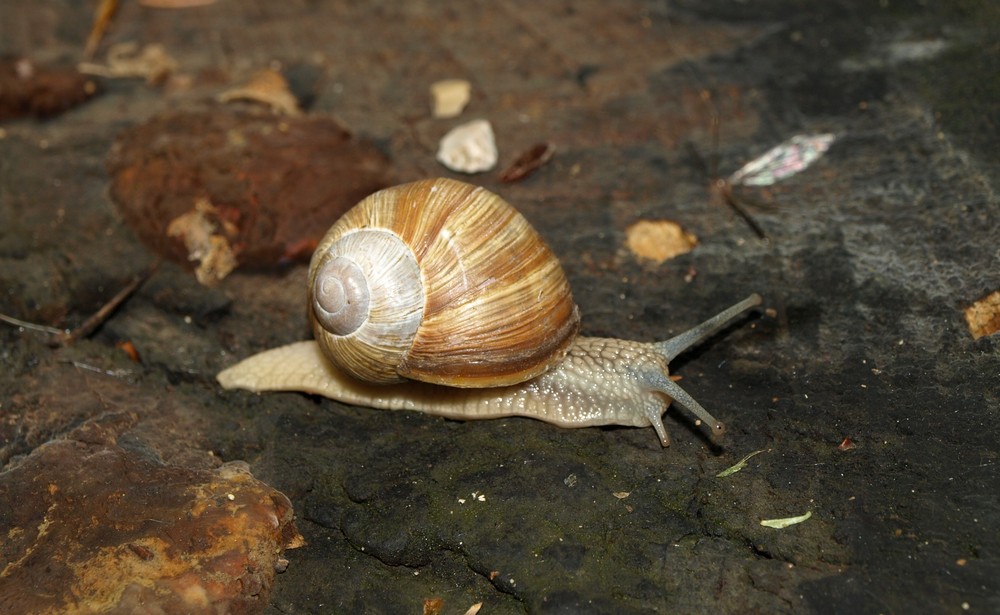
left=964, top=290, right=1000, bottom=339
left=760, top=511, right=812, bottom=529
left=625, top=219, right=697, bottom=264
left=716, top=449, right=766, bottom=478
left=463, top=603, right=484, bottom=615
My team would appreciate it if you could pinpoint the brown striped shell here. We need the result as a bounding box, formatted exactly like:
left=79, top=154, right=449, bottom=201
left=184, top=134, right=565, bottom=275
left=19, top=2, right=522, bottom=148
left=307, top=178, right=581, bottom=387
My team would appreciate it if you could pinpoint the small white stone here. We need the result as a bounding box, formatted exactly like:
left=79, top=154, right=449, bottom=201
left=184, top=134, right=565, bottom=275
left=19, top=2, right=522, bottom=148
left=430, top=79, right=471, bottom=118
left=436, top=119, right=498, bottom=173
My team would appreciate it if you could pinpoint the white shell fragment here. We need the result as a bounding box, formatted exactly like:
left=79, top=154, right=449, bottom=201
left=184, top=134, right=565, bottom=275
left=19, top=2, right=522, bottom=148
left=78, top=42, right=178, bottom=84
left=728, top=133, right=836, bottom=187
left=430, top=79, right=471, bottom=118
left=217, top=69, right=301, bottom=116
left=436, top=119, right=498, bottom=173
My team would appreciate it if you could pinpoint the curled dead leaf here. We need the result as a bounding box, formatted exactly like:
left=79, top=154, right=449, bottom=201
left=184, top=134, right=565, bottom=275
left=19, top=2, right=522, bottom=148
left=218, top=69, right=301, bottom=116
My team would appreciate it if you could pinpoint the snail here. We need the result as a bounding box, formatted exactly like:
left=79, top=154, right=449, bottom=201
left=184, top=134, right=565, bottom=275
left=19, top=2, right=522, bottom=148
left=217, top=178, right=761, bottom=447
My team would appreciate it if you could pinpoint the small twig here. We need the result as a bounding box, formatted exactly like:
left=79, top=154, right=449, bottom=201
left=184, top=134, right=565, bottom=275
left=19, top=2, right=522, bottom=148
left=716, top=179, right=770, bottom=242
left=59, top=358, right=134, bottom=379
left=48, top=260, right=162, bottom=347
left=698, top=88, right=771, bottom=242
left=84, top=0, right=120, bottom=59
left=707, top=93, right=722, bottom=183
left=0, top=259, right=162, bottom=348
left=0, top=313, right=67, bottom=336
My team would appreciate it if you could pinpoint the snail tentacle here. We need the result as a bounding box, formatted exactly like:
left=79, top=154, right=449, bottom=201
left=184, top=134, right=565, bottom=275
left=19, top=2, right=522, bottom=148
left=654, top=293, right=762, bottom=361
left=639, top=370, right=724, bottom=447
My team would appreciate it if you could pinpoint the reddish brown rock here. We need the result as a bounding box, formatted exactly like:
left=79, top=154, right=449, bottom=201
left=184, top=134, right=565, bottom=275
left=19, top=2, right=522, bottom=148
left=0, top=416, right=303, bottom=615
left=106, top=106, right=392, bottom=282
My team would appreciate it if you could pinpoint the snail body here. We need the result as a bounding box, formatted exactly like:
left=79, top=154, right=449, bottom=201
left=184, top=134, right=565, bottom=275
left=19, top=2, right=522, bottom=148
left=218, top=178, right=761, bottom=447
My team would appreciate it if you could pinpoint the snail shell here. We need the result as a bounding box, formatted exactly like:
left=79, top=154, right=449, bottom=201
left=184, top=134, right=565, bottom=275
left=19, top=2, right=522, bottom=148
left=307, top=178, right=580, bottom=387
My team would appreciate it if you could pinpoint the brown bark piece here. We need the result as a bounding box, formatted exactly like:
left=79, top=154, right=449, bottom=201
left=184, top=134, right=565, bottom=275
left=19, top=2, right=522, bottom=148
left=107, top=105, right=392, bottom=275
left=0, top=57, right=100, bottom=121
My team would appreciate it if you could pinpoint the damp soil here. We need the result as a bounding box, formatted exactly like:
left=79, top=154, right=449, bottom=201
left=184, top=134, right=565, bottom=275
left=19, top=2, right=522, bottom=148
left=1, top=2, right=998, bottom=614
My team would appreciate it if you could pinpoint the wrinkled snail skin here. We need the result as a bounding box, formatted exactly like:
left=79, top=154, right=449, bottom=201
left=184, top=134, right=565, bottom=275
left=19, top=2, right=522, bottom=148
left=217, top=293, right=763, bottom=447
left=216, top=178, right=761, bottom=447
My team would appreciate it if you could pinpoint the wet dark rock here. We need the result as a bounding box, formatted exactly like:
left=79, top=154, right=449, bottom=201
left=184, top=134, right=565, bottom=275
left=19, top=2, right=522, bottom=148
left=1, top=1, right=998, bottom=613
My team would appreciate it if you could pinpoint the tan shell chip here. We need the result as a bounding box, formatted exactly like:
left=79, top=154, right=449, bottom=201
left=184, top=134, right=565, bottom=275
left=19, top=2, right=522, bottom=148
left=430, top=79, right=471, bottom=118
left=217, top=69, right=301, bottom=116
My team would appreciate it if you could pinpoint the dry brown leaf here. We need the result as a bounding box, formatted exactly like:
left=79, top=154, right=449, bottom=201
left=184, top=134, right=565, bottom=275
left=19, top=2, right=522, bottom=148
left=115, top=340, right=142, bottom=363
left=500, top=142, right=555, bottom=183
left=423, top=597, right=444, bottom=615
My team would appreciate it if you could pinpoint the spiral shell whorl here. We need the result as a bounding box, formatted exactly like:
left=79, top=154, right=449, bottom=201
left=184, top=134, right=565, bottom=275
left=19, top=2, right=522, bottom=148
left=309, top=177, right=580, bottom=388
left=309, top=229, right=424, bottom=383
left=312, top=257, right=370, bottom=336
